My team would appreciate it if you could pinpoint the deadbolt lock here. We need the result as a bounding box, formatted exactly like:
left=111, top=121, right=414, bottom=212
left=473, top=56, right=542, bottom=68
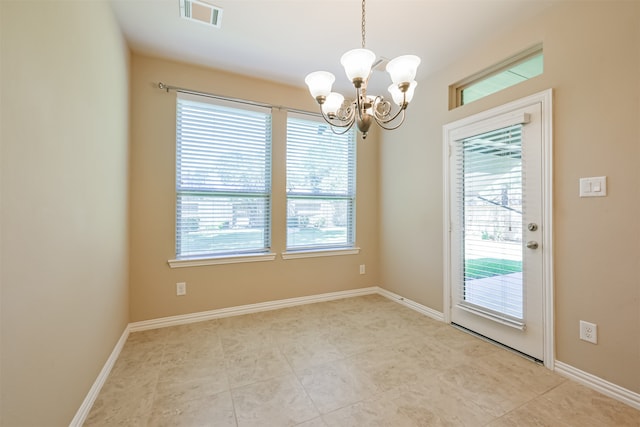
left=527, top=223, right=538, bottom=232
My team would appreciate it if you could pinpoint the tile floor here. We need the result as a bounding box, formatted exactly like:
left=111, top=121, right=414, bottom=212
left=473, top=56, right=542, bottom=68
left=85, top=294, right=640, bottom=426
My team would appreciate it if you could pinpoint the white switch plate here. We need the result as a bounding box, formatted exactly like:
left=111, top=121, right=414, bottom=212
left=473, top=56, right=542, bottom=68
left=579, top=176, right=607, bottom=197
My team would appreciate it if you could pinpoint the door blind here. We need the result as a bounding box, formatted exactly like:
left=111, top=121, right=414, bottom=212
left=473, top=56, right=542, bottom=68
left=455, top=124, right=524, bottom=321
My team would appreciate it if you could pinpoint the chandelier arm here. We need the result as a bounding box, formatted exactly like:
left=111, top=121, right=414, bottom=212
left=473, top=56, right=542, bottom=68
left=370, top=93, right=407, bottom=125
left=329, top=120, right=357, bottom=136
left=374, top=109, right=407, bottom=131
left=318, top=105, right=356, bottom=129
left=373, top=104, right=406, bottom=125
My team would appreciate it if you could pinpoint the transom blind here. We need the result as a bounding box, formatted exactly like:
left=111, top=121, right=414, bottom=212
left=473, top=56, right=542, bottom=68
left=455, top=124, right=524, bottom=321
left=176, top=94, right=272, bottom=258
left=286, top=114, right=356, bottom=250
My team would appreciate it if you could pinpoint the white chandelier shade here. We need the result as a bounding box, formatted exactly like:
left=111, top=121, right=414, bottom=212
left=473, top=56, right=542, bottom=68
left=389, top=80, right=418, bottom=106
left=305, top=57, right=421, bottom=107
left=304, top=71, right=335, bottom=99
left=322, top=92, right=345, bottom=115
left=386, top=55, right=421, bottom=86
left=340, top=49, right=376, bottom=84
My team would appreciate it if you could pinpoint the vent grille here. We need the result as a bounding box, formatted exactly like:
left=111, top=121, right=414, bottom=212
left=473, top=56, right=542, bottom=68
left=180, top=0, right=223, bottom=28
left=372, top=57, right=389, bottom=71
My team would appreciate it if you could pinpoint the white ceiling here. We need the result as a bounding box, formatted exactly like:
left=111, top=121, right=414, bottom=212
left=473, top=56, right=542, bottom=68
left=109, top=0, right=557, bottom=94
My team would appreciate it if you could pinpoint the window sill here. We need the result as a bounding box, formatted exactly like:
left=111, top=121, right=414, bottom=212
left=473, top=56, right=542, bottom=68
left=168, top=252, right=277, bottom=268
left=281, top=247, right=360, bottom=260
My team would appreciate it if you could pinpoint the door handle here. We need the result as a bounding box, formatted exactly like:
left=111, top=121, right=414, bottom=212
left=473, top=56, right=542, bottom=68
left=526, top=241, right=539, bottom=249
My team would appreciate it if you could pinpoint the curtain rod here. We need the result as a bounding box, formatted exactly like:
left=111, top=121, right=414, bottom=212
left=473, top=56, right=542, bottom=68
left=157, top=82, right=317, bottom=117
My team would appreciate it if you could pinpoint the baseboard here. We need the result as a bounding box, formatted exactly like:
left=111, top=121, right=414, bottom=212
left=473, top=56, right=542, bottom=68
left=376, top=287, right=445, bottom=322
left=129, top=287, right=379, bottom=332
left=69, top=326, right=130, bottom=427
left=555, top=361, right=640, bottom=410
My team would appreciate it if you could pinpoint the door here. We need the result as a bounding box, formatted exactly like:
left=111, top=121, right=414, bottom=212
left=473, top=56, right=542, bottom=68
left=444, top=92, right=552, bottom=362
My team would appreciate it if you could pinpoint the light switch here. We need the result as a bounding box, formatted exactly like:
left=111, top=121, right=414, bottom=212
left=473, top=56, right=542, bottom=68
left=579, top=176, right=607, bottom=197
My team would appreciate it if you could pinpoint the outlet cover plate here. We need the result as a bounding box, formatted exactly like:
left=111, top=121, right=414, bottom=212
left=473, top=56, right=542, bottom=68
left=176, top=282, right=187, bottom=296
left=579, top=320, right=597, bottom=344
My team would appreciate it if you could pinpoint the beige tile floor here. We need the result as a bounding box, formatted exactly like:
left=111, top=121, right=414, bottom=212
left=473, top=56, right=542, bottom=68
left=85, top=294, right=640, bottom=426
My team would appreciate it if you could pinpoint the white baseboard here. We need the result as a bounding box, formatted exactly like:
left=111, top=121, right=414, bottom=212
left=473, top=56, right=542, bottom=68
left=129, top=287, right=379, bottom=332
left=376, top=287, right=445, bottom=322
left=69, top=327, right=130, bottom=427
left=555, top=361, right=640, bottom=410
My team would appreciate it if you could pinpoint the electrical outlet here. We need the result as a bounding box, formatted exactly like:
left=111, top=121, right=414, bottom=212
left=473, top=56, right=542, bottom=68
left=579, top=320, right=597, bottom=344
left=176, top=282, right=187, bottom=296
left=359, top=264, right=365, bottom=275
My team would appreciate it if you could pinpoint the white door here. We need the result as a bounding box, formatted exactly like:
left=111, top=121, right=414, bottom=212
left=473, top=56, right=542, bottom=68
left=444, top=92, right=552, bottom=362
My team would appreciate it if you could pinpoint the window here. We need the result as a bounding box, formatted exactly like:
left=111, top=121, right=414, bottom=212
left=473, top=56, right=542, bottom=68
left=450, top=44, right=543, bottom=109
left=175, top=93, right=272, bottom=260
left=286, top=114, right=356, bottom=252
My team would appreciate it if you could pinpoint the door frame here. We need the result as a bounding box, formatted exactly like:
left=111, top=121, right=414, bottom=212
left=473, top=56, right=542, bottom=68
left=442, top=89, right=554, bottom=369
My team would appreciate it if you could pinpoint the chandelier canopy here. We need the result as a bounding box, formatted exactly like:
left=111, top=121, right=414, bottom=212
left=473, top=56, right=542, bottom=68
left=305, top=0, right=420, bottom=139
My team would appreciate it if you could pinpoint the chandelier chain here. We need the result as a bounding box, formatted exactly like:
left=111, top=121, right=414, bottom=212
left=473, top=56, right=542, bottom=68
left=361, top=0, right=366, bottom=48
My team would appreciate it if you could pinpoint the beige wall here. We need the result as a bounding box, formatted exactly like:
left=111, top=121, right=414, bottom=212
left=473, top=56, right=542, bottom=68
left=129, top=55, right=380, bottom=322
left=1, top=1, right=637, bottom=422
left=380, top=2, right=640, bottom=393
left=0, top=1, right=130, bottom=425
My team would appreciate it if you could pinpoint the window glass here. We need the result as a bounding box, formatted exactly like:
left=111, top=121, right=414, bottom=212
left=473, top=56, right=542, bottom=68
left=462, top=54, right=543, bottom=105
left=450, top=45, right=543, bottom=108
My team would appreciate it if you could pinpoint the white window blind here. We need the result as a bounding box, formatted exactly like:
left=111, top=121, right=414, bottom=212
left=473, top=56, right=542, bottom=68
left=176, top=94, right=272, bottom=259
left=286, top=114, right=356, bottom=251
left=455, top=124, right=524, bottom=320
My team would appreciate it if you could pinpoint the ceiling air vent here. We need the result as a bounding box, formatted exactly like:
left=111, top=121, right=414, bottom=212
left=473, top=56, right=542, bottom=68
left=372, top=57, right=389, bottom=72
left=180, top=0, right=223, bottom=29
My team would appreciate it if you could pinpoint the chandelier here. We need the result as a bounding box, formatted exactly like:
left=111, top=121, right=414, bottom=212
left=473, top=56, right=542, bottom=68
left=304, top=0, right=420, bottom=139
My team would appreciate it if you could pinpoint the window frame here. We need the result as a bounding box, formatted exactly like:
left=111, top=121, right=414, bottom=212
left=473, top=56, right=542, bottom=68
left=169, top=93, right=275, bottom=267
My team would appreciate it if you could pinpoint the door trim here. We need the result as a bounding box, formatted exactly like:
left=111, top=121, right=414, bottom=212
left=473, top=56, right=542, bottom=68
left=442, top=89, right=554, bottom=369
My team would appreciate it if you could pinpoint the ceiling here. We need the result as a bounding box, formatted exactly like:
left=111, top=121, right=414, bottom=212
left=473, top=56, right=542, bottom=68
left=109, top=0, right=557, bottom=95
